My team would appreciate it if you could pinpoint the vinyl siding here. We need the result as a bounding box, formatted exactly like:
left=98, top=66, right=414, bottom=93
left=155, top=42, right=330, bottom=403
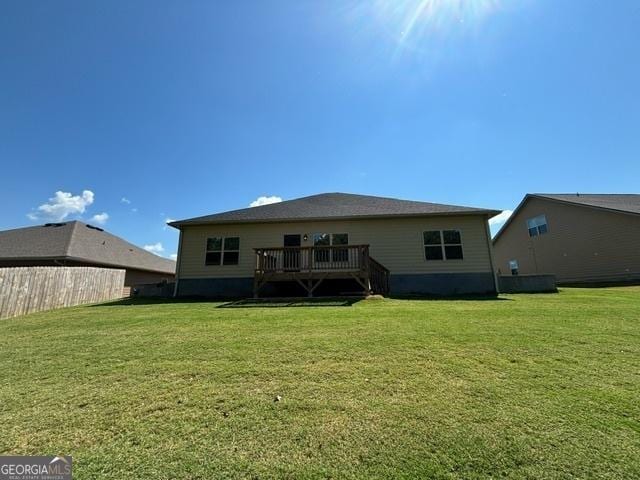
left=124, top=269, right=174, bottom=287
left=177, top=215, right=494, bottom=279
left=493, top=197, right=640, bottom=283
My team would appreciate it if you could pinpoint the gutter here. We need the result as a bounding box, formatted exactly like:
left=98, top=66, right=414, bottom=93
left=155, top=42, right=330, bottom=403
left=169, top=210, right=504, bottom=229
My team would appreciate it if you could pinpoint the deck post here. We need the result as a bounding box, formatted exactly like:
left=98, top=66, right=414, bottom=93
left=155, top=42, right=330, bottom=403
left=253, top=276, right=260, bottom=299
left=362, top=245, right=372, bottom=296
left=253, top=249, right=262, bottom=298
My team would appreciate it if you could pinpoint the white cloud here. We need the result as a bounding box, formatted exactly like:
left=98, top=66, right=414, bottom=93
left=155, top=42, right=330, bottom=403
left=121, top=197, right=131, bottom=204
left=131, top=208, right=138, bottom=213
left=143, top=242, right=165, bottom=256
left=27, top=190, right=95, bottom=222
left=90, top=212, right=109, bottom=225
left=169, top=253, right=178, bottom=261
left=163, top=217, right=176, bottom=230
left=249, top=195, right=283, bottom=207
left=489, top=209, right=514, bottom=227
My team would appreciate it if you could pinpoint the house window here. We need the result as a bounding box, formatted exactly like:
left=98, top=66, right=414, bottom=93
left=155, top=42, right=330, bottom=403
left=331, top=233, right=349, bottom=262
left=509, top=259, right=519, bottom=275
left=527, top=215, right=548, bottom=237
left=205, top=236, right=240, bottom=266
left=313, top=233, right=349, bottom=262
left=313, top=233, right=330, bottom=263
left=423, top=230, right=464, bottom=261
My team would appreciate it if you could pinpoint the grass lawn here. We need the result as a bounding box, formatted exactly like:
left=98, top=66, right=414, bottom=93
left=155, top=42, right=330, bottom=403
left=1, top=288, right=639, bottom=479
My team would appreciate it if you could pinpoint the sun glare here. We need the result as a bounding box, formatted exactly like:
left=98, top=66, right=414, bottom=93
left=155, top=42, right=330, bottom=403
left=367, top=0, right=500, bottom=49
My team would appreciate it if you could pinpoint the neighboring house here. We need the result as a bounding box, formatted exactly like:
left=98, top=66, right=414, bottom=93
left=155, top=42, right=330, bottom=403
left=0, top=221, right=175, bottom=286
left=169, top=193, right=501, bottom=297
left=493, top=194, right=640, bottom=285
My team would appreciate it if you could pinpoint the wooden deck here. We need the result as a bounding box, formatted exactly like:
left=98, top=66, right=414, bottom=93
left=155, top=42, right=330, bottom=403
left=253, top=244, right=390, bottom=297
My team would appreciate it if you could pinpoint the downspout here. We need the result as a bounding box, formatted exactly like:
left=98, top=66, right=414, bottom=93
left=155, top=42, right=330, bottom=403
left=173, top=227, right=184, bottom=298
left=483, top=215, right=499, bottom=294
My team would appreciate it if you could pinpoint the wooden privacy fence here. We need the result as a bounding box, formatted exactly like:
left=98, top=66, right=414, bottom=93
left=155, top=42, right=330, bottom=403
left=0, top=266, right=126, bottom=319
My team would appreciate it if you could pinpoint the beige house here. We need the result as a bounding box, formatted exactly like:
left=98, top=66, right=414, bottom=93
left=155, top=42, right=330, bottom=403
left=169, top=193, right=500, bottom=297
left=493, top=194, right=640, bottom=285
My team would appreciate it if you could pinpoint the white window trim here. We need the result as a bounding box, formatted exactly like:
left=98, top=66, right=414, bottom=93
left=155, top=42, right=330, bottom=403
left=526, top=214, right=548, bottom=237
left=422, top=229, right=464, bottom=262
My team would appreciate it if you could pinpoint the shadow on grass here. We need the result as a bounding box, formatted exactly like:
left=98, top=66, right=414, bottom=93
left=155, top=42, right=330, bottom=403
left=90, top=297, right=221, bottom=307
left=559, top=281, right=640, bottom=288
left=90, top=296, right=364, bottom=308
left=92, top=293, right=515, bottom=308
left=387, top=294, right=513, bottom=301
left=217, top=297, right=363, bottom=308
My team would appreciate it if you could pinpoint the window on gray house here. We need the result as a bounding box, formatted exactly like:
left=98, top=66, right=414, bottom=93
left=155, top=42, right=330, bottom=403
left=527, top=215, right=548, bottom=237
left=423, top=230, right=464, bottom=260
left=205, top=236, right=240, bottom=265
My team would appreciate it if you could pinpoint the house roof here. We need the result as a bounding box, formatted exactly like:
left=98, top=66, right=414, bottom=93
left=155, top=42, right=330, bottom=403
left=170, top=192, right=501, bottom=227
left=492, top=193, right=640, bottom=243
left=0, top=221, right=176, bottom=274
left=533, top=193, right=640, bottom=215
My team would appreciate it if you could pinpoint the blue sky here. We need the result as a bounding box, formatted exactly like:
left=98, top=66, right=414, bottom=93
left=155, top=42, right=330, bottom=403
left=1, top=1, right=639, bottom=258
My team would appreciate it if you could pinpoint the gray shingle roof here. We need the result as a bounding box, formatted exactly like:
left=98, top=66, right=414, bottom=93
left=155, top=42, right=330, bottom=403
left=0, top=221, right=175, bottom=274
left=533, top=193, right=640, bottom=215
left=170, top=192, right=500, bottom=227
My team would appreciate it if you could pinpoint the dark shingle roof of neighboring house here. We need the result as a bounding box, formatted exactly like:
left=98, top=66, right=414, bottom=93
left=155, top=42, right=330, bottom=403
left=170, top=192, right=501, bottom=227
left=0, top=221, right=175, bottom=274
left=492, top=193, right=640, bottom=243
left=533, top=193, right=640, bottom=215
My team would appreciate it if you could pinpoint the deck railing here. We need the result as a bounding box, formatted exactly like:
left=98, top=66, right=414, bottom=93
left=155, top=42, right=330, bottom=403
left=368, top=256, right=391, bottom=295
left=255, top=245, right=370, bottom=273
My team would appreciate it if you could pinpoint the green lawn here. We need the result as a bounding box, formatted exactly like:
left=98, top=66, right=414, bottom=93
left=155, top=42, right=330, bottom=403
left=1, top=288, right=639, bottom=479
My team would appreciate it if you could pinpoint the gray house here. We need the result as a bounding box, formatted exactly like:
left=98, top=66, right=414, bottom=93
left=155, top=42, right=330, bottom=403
left=0, top=221, right=176, bottom=286
left=170, top=193, right=500, bottom=297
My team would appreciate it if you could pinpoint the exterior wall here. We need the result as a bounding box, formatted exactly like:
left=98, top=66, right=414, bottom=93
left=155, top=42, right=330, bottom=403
left=124, top=269, right=174, bottom=287
left=176, top=215, right=496, bottom=296
left=179, top=278, right=254, bottom=298
left=391, top=273, right=495, bottom=296
left=498, top=275, right=557, bottom=294
left=134, top=282, right=176, bottom=297
left=493, top=197, right=640, bottom=284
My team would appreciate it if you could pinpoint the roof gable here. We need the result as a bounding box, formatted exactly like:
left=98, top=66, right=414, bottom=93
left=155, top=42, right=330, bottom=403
left=171, top=192, right=500, bottom=227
